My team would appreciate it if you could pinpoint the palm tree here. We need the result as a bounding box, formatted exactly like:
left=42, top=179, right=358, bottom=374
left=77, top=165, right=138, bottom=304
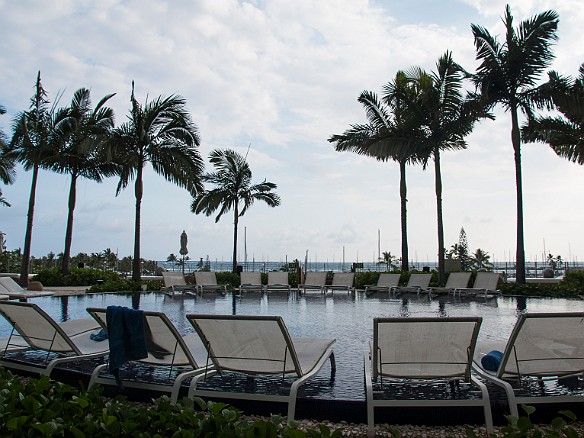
left=522, top=64, right=584, bottom=164
left=471, top=248, right=494, bottom=271
left=108, top=82, right=203, bottom=281
left=192, top=149, right=281, bottom=273
left=472, top=5, right=559, bottom=285
left=0, top=104, right=16, bottom=207
left=400, top=53, right=489, bottom=284
left=9, top=72, right=62, bottom=286
left=378, top=251, right=398, bottom=271
left=49, top=88, right=117, bottom=274
left=328, top=72, right=425, bottom=271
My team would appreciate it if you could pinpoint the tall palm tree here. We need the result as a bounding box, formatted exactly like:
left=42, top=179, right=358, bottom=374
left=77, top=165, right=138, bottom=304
left=328, top=72, right=425, bottom=271
left=472, top=5, right=559, bottom=285
left=9, top=72, right=62, bottom=286
left=401, top=53, right=489, bottom=284
left=108, top=82, right=203, bottom=281
left=522, top=64, right=584, bottom=163
left=192, top=149, right=280, bottom=273
left=49, top=88, right=117, bottom=274
left=0, top=104, right=16, bottom=207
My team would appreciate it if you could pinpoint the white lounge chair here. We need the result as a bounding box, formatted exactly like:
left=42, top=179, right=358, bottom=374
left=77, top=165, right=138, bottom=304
left=390, top=273, right=432, bottom=294
left=365, top=317, right=493, bottom=436
left=364, top=273, right=401, bottom=295
left=0, top=301, right=107, bottom=376
left=473, top=312, right=584, bottom=418
left=0, top=276, right=54, bottom=301
left=162, top=271, right=196, bottom=296
left=454, top=272, right=500, bottom=297
left=324, top=273, right=355, bottom=294
left=194, top=272, right=227, bottom=295
left=264, top=271, right=291, bottom=293
left=87, top=307, right=209, bottom=403
left=238, top=272, right=263, bottom=293
left=298, top=272, right=327, bottom=294
left=186, top=314, right=336, bottom=422
left=428, top=272, right=472, bottom=294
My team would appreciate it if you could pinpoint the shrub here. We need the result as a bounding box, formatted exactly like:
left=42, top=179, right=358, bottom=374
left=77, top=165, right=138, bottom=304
left=33, top=268, right=120, bottom=287
left=216, top=271, right=241, bottom=290
left=561, top=270, right=584, bottom=290
left=88, top=279, right=142, bottom=293
left=0, top=369, right=343, bottom=437
left=491, top=405, right=581, bottom=438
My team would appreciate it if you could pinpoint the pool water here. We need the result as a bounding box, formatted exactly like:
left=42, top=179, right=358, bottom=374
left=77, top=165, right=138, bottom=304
left=2, top=291, right=583, bottom=401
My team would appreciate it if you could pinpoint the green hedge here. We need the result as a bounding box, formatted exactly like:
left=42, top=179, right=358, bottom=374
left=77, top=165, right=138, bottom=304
left=33, top=268, right=121, bottom=287
left=0, top=369, right=342, bottom=437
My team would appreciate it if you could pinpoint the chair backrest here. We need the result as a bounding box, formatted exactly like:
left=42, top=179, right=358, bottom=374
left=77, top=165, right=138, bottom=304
left=0, top=277, right=25, bottom=293
left=267, top=271, right=288, bottom=285
left=195, top=272, right=218, bottom=286
left=304, top=272, right=327, bottom=286
left=162, top=272, right=187, bottom=288
left=406, top=273, right=432, bottom=288
left=240, top=272, right=261, bottom=285
left=444, top=272, right=471, bottom=289
left=377, top=273, right=401, bottom=287
left=332, top=272, right=354, bottom=287
left=472, top=272, right=499, bottom=290
left=372, top=316, right=482, bottom=381
left=187, top=314, right=302, bottom=376
left=497, top=312, right=584, bottom=378
left=87, top=307, right=201, bottom=367
left=0, top=301, right=79, bottom=353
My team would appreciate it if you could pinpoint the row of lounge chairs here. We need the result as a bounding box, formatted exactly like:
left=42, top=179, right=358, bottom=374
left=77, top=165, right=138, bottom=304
left=165, top=271, right=501, bottom=298
left=163, top=271, right=357, bottom=295
left=364, top=271, right=501, bottom=297
left=0, top=300, right=582, bottom=435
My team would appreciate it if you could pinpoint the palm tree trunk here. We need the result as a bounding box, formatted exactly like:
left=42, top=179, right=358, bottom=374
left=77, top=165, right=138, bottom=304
left=399, top=160, right=409, bottom=271
left=232, top=204, right=239, bottom=274
left=132, top=164, right=143, bottom=282
left=511, top=105, right=526, bottom=285
left=434, top=147, right=446, bottom=285
left=19, top=164, right=40, bottom=287
left=62, top=173, right=77, bottom=275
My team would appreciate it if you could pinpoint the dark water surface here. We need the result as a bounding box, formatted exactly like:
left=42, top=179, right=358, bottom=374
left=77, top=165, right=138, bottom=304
left=2, top=291, right=583, bottom=400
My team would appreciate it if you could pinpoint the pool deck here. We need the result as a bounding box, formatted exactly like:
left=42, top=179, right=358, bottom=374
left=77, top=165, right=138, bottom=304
left=43, top=286, right=92, bottom=296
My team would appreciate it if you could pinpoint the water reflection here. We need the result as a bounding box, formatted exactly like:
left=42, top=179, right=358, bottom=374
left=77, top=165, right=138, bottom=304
left=516, top=296, right=527, bottom=315
left=59, top=296, right=69, bottom=321
left=399, top=297, right=409, bottom=317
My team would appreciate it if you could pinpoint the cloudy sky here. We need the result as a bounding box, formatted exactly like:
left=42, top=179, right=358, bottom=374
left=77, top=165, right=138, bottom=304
left=1, top=0, right=583, bottom=268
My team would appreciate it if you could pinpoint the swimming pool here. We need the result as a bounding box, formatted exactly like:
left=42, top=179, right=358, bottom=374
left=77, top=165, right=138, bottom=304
left=2, top=291, right=583, bottom=401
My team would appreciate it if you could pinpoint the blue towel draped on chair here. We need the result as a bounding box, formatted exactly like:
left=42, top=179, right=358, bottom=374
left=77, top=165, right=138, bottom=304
left=106, top=306, right=148, bottom=386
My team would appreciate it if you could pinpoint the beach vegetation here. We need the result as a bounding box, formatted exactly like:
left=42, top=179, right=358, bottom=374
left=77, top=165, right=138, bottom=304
left=0, top=368, right=340, bottom=437
left=329, top=75, right=427, bottom=272
left=107, top=82, right=203, bottom=283
left=470, top=248, right=494, bottom=271
left=48, top=88, right=117, bottom=275
left=191, top=148, right=280, bottom=273
left=8, top=72, right=63, bottom=288
left=32, top=267, right=121, bottom=287
left=447, top=227, right=472, bottom=270
left=522, top=63, right=584, bottom=167
left=0, top=103, right=15, bottom=207
left=399, top=53, right=491, bottom=286
left=378, top=251, right=399, bottom=271
left=471, top=5, right=559, bottom=285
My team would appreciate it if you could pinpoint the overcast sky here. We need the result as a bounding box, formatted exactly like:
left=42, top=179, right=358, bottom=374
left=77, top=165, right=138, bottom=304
left=1, top=0, right=583, bottom=267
